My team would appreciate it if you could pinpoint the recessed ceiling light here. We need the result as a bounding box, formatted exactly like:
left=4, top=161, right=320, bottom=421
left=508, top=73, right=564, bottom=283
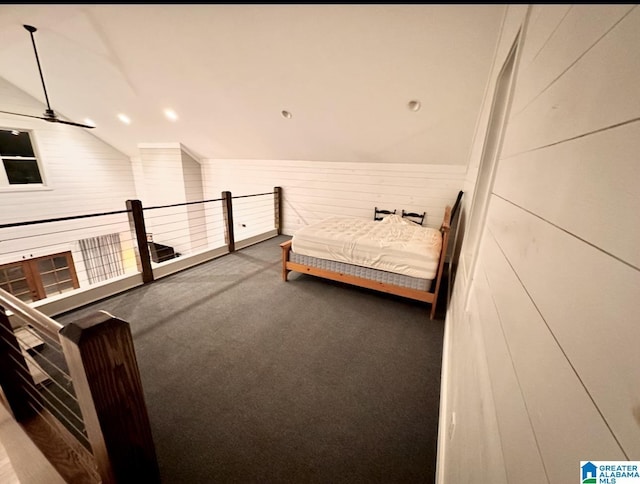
left=164, top=108, right=178, bottom=121
left=10, top=130, right=20, bottom=136
left=117, top=113, right=131, bottom=125
left=83, top=118, right=96, bottom=127
left=407, top=100, right=421, bottom=112
left=281, top=110, right=292, bottom=119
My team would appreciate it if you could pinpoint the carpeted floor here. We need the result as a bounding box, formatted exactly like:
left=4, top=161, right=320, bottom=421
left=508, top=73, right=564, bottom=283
left=55, top=235, right=446, bottom=483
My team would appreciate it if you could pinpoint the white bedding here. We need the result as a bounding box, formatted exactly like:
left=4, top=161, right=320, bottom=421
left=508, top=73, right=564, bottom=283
left=291, top=214, right=442, bottom=279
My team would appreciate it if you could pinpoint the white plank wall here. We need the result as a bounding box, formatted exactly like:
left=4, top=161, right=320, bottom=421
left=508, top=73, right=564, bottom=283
left=439, top=4, right=640, bottom=483
left=493, top=122, right=640, bottom=269
left=0, top=77, right=136, bottom=223
left=181, top=150, right=208, bottom=251
left=137, top=145, right=205, bottom=254
left=202, top=158, right=466, bottom=235
left=472, top=253, right=546, bottom=484
left=502, top=5, right=640, bottom=157
left=441, top=275, right=508, bottom=484
left=0, top=77, right=138, bottom=281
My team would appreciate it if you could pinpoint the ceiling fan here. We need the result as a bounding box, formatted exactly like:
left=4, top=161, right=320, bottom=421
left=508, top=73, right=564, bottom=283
left=0, top=25, right=95, bottom=129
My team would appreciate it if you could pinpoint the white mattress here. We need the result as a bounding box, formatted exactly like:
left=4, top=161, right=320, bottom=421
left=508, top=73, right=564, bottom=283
left=291, top=214, right=442, bottom=279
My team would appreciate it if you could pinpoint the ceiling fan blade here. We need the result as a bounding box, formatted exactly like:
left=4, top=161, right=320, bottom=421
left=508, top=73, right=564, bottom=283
left=0, top=109, right=48, bottom=121
left=51, top=118, right=95, bottom=129
left=0, top=110, right=94, bottom=129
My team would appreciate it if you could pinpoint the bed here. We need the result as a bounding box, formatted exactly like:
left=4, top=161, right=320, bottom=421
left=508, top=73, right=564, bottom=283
left=280, top=206, right=451, bottom=319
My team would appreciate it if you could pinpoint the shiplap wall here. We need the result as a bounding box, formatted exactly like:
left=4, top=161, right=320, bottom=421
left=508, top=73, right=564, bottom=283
left=202, top=158, right=466, bottom=235
left=136, top=144, right=208, bottom=254
left=0, top=77, right=138, bottom=281
left=0, top=77, right=136, bottom=223
left=439, top=4, right=640, bottom=483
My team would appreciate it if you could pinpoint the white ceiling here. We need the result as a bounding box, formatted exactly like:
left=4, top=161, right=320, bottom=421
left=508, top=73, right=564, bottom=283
left=0, top=4, right=505, bottom=164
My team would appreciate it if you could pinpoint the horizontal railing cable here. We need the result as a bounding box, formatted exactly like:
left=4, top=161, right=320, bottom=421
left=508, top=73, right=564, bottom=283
left=0, top=209, right=132, bottom=229
left=144, top=197, right=223, bottom=211
left=21, top=379, right=90, bottom=448
left=20, top=324, right=65, bottom=355
left=142, top=208, right=210, bottom=222
left=25, top=399, right=90, bottom=450
left=0, top=235, right=136, bottom=259
left=231, top=192, right=274, bottom=199
left=15, top=360, right=82, bottom=429
left=9, top=326, right=70, bottom=377
left=2, top=344, right=87, bottom=438
left=0, top=327, right=78, bottom=404
left=0, top=219, right=132, bottom=243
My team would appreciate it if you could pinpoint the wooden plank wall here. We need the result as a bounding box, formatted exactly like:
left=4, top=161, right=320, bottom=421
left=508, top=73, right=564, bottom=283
left=0, top=77, right=137, bottom=275
left=202, top=159, right=466, bottom=234
left=0, top=78, right=136, bottom=224
left=137, top=145, right=209, bottom=254
left=440, top=5, right=640, bottom=484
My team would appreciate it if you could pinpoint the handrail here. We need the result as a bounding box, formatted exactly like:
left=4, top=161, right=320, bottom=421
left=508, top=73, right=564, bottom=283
left=0, top=288, right=62, bottom=341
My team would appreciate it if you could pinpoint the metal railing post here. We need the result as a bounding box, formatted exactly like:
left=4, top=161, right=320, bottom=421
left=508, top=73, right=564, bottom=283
left=59, top=310, right=160, bottom=484
left=274, top=186, right=282, bottom=235
left=222, top=191, right=235, bottom=253
left=126, top=199, right=154, bottom=283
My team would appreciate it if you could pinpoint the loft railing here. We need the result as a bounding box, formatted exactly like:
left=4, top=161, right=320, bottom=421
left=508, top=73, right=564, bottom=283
left=0, top=187, right=282, bottom=317
left=0, top=186, right=283, bottom=481
left=0, top=288, right=159, bottom=483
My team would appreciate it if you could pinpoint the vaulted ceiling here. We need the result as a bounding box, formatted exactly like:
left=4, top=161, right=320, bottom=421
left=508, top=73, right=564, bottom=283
left=0, top=4, right=505, bottom=164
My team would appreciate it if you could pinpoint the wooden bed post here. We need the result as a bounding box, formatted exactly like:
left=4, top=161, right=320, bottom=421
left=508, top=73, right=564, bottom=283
left=429, top=206, right=452, bottom=320
left=280, top=240, right=292, bottom=281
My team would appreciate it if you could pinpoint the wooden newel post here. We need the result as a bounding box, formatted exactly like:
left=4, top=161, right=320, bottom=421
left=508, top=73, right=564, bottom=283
left=274, top=186, right=282, bottom=235
left=126, top=199, right=154, bottom=284
left=59, top=311, right=160, bottom=484
left=0, top=307, right=38, bottom=421
left=222, top=191, right=235, bottom=253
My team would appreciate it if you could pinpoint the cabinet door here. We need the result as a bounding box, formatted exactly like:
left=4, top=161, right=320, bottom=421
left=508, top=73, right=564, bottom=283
left=0, top=252, right=79, bottom=301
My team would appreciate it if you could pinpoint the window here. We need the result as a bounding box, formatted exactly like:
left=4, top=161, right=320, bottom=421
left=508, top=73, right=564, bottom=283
left=0, top=252, right=79, bottom=302
left=0, top=129, right=43, bottom=185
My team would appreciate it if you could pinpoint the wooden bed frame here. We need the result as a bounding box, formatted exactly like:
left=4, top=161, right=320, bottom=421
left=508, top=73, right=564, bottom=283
left=280, top=206, right=452, bottom=320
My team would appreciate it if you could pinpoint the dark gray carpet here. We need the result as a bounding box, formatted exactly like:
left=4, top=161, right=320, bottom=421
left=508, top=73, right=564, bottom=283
left=56, top=235, right=445, bottom=483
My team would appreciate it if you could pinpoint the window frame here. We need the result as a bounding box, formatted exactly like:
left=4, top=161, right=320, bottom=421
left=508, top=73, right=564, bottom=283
left=0, top=127, right=46, bottom=189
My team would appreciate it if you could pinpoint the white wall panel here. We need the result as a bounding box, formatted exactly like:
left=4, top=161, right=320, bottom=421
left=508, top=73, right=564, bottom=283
left=473, top=242, right=546, bottom=484
left=502, top=6, right=640, bottom=157
left=513, top=5, right=635, bottom=115
left=203, top=159, right=465, bottom=234
left=481, top=224, right=626, bottom=482
left=0, top=78, right=135, bottom=223
left=181, top=150, right=207, bottom=251
left=440, top=4, right=640, bottom=482
left=517, top=4, right=572, bottom=71
left=493, top=122, right=640, bottom=269
left=488, top=195, right=640, bottom=458
left=0, top=76, right=138, bottom=293
left=441, top=284, right=507, bottom=484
